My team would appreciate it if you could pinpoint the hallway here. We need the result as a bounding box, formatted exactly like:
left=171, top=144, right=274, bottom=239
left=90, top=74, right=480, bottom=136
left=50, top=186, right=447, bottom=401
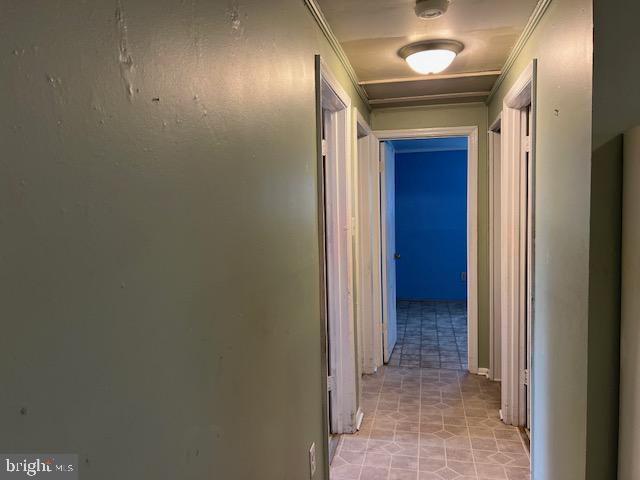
left=330, top=367, right=530, bottom=480
left=389, top=301, right=468, bottom=370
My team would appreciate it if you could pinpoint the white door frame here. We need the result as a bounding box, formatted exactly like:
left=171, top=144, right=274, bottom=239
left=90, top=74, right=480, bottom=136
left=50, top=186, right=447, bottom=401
left=373, top=126, right=480, bottom=374
left=500, top=60, right=536, bottom=427
left=354, top=110, right=384, bottom=375
left=319, top=58, right=358, bottom=434
left=489, top=115, right=502, bottom=381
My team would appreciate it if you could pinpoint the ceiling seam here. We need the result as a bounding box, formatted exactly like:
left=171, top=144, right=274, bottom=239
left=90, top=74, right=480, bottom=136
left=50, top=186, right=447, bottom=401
left=360, top=70, right=502, bottom=86
left=486, top=0, right=553, bottom=104
left=303, top=0, right=371, bottom=109
left=370, top=91, right=491, bottom=105
left=372, top=101, right=487, bottom=112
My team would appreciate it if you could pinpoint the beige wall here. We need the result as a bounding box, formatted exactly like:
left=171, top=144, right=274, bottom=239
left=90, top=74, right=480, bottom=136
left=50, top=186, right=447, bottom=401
left=371, top=103, right=491, bottom=369
left=487, top=0, right=593, bottom=478
left=0, top=1, right=367, bottom=479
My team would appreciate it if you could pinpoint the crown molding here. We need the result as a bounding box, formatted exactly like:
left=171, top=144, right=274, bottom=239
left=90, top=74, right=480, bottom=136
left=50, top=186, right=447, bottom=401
left=304, top=0, right=370, bottom=108
left=486, top=0, right=552, bottom=104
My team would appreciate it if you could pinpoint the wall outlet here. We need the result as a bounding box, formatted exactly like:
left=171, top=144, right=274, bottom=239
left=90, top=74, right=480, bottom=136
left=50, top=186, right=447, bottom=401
left=309, top=442, right=316, bottom=478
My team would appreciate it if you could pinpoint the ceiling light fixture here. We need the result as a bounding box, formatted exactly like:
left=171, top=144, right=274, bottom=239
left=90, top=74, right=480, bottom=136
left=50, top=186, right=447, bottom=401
left=398, top=40, right=464, bottom=75
left=415, top=0, right=450, bottom=19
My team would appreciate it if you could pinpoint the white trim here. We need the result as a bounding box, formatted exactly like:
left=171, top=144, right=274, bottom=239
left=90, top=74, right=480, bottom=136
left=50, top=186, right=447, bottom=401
left=477, top=368, right=490, bottom=378
left=504, top=62, right=535, bottom=109
left=353, top=110, right=366, bottom=378
left=489, top=112, right=502, bottom=133
left=320, top=60, right=358, bottom=435
left=500, top=61, right=535, bottom=427
left=321, top=58, right=353, bottom=112
left=370, top=134, right=384, bottom=369
left=488, top=126, right=502, bottom=382
left=486, top=0, right=552, bottom=103
left=355, top=407, right=365, bottom=430
left=373, top=126, right=479, bottom=374
left=354, top=109, right=383, bottom=375
left=304, top=0, right=369, bottom=107
left=375, top=126, right=478, bottom=140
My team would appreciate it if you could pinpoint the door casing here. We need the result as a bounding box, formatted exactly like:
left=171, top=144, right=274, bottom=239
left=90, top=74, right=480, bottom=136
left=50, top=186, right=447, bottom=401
left=373, top=126, right=480, bottom=374
left=499, top=60, right=536, bottom=431
left=489, top=116, right=502, bottom=382
left=316, top=57, right=359, bottom=439
left=354, top=110, right=384, bottom=375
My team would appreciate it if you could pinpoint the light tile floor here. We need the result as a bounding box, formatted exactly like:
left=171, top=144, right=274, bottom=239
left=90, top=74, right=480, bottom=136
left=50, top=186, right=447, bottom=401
left=330, top=366, right=530, bottom=480
left=389, top=301, right=468, bottom=370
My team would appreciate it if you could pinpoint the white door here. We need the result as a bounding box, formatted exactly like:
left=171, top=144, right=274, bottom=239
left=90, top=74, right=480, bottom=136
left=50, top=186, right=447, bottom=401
left=357, top=131, right=384, bottom=373
left=380, top=141, right=397, bottom=362
left=370, top=134, right=384, bottom=369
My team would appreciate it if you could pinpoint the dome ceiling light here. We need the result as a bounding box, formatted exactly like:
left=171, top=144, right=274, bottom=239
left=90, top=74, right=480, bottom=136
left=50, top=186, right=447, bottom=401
left=415, top=0, right=451, bottom=19
left=398, top=40, right=464, bottom=75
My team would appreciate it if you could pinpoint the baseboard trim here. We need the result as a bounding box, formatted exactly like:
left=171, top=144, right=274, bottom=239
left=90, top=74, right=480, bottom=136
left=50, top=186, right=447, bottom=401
left=477, top=368, right=490, bottom=378
left=355, top=407, right=364, bottom=430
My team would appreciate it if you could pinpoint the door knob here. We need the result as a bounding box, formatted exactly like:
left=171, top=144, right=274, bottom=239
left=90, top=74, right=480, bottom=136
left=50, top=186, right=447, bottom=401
left=394, top=253, right=401, bottom=260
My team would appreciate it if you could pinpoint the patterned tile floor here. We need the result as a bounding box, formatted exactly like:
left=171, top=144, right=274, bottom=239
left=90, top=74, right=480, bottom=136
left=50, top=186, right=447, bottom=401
left=330, top=367, right=530, bottom=480
left=389, top=301, right=468, bottom=370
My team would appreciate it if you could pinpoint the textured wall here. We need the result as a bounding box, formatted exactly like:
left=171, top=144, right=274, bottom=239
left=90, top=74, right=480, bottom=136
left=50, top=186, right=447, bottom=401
left=487, top=0, right=593, bottom=478
left=0, top=1, right=367, bottom=479
left=395, top=150, right=467, bottom=301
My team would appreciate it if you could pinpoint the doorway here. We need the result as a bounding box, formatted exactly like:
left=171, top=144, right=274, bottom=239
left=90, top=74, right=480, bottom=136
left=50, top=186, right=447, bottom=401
left=497, top=60, right=536, bottom=440
left=374, top=126, right=480, bottom=374
left=316, top=57, right=359, bottom=463
left=388, top=137, right=469, bottom=370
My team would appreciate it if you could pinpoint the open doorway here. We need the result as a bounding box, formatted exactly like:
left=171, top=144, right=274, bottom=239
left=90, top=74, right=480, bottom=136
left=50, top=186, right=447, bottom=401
left=315, top=57, right=359, bottom=463
left=386, top=137, right=470, bottom=370
left=495, top=60, right=536, bottom=450
left=375, top=126, right=480, bottom=374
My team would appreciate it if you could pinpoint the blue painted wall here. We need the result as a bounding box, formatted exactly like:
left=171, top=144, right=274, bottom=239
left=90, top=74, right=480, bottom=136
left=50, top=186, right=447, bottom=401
left=394, top=146, right=467, bottom=300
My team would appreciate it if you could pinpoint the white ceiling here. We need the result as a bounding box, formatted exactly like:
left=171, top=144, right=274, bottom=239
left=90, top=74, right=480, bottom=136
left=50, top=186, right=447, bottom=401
left=316, top=0, right=539, bottom=107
